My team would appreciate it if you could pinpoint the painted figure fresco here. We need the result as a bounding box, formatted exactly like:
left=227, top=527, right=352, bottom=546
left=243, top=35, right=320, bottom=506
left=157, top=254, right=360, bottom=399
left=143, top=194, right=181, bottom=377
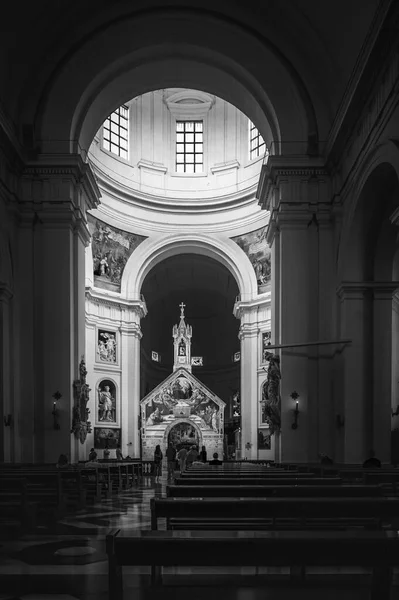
left=94, top=427, right=121, bottom=449
left=97, top=330, right=117, bottom=363
left=88, top=215, right=147, bottom=291
left=231, top=226, right=271, bottom=292
left=143, top=374, right=221, bottom=433
left=168, top=422, right=198, bottom=450
left=97, top=380, right=116, bottom=422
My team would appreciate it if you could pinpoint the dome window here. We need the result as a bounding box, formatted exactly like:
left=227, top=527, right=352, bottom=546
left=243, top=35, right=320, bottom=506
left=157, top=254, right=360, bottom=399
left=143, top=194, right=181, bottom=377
left=103, top=105, right=129, bottom=160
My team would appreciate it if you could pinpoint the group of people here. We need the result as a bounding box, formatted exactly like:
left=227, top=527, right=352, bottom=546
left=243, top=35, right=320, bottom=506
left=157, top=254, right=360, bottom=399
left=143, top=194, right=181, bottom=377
left=153, top=443, right=223, bottom=482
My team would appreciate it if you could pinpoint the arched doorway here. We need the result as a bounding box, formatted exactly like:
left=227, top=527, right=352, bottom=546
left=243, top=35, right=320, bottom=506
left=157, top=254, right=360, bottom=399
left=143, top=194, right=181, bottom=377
left=167, top=421, right=201, bottom=452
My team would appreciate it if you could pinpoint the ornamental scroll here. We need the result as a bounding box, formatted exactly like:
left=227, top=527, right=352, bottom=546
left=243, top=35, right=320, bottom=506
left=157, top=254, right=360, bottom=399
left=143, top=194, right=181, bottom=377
left=71, top=357, right=92, bottom=444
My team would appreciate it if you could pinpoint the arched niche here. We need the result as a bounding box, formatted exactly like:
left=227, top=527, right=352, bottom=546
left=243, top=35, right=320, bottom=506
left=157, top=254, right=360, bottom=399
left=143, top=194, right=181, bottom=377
left=96, top=377, right=118, bottom=425
left=121, top=233, right=258, bottom=302
left=338, top=141, right=399, bottom=282
left=30, top=9, right=319, bottom=156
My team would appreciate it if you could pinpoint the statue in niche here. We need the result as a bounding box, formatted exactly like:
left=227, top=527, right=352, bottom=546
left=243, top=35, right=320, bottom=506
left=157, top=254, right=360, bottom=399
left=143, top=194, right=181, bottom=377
left=261, top=351, right=281, bottom=435
left=98, top=383, right=116, bottom=422
left=178, top=341, right=186, bottom=356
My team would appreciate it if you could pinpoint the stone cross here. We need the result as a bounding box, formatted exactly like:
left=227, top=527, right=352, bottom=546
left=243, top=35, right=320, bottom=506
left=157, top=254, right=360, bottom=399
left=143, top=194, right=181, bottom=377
left=179, top=302, right=186, bottom=318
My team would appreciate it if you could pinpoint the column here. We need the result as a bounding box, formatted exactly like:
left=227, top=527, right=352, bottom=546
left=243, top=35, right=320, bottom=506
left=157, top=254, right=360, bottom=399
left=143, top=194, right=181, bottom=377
left=235, top=305, right=258, bottom=459
left=120, top=304, right=146, bottom=458
left=20, top=155, right=100, bottom=463
left=372, top=284, right=398, bottom=463
left=338, top=284, right=372, bottom=463
left=0, top=285, right=13, bottom=462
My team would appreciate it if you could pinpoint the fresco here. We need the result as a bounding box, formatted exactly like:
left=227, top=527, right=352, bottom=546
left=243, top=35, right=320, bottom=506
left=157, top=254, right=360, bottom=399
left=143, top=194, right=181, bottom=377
left=94, top=427, right=121, bottom=449
left=168, top=422, right=199, bottom=450
left=231, top=226, right=271, bottom=292
left=262, top=331, right=272, bottom=362
left=87, top=215, right=147, bottom=291
left=144, top=375, right=221, bottom=432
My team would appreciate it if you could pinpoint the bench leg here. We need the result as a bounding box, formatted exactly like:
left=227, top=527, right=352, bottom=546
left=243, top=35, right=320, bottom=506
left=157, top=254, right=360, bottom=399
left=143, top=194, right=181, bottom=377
left=151, top=565, right=162, bottom=586
left=109, top=560, right=123, bottom=600
left=371, top=567, right=391, bottom=600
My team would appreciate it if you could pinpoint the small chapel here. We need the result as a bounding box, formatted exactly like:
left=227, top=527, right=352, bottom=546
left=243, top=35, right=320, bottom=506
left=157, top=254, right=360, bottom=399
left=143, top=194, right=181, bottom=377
left=140, top=303, right=225, bottom=460
left=1, top=1, right=399, bottom=598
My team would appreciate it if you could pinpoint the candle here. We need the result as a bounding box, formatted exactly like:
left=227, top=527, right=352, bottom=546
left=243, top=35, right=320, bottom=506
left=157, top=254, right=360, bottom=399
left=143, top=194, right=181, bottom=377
left=296, top=401, right=299, bottom=411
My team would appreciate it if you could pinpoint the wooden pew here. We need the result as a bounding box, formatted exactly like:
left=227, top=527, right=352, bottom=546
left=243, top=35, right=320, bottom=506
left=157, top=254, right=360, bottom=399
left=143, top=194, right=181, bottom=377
left=0, top=470, right=65, bottom=518
left=150, top=496, right=399, bottom=531
left=166, top=484, right=384, bottom=498
left=0, top=478, right=37, bottom=530
left=106, top=528, right=399, bottom=599
left=174, top=477, right=341, bottom=486
left=180, top=471, right=312, bottom=478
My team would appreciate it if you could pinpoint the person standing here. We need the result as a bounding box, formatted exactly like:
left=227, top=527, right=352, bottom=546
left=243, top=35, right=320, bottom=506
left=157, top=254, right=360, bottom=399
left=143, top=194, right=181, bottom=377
left=176, top=446, right=188, bottom=474
left=153, top=444, right=163, bottom=483
left=199, top=445, right=207, bottom=463
left=166, top=443, right=177, bottom=480
left=115, top=444, right=123, bottom=461
left=186, top=445, right=199, bottom=468
left=88, top=447, right=97, bottom=461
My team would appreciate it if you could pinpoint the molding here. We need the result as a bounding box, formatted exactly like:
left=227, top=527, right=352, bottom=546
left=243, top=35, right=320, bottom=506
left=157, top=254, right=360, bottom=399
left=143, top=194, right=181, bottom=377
left=137, top=159, right=168, bottom=174
left=337, top=281, right=399, bottom=301
left=233, top=294, right=271, bottom=319
left=210, top=160, right=240, bottom=174
left=85, top=287, right=148, bottom=318
left=164, top=90, right=215, bottom=119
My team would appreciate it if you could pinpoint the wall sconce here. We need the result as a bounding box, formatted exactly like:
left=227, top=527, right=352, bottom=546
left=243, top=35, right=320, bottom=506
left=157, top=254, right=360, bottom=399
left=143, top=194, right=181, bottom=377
left=52, top=391, right=62, bottom=430
left=336, top=414, right=345, bottom=429
left=392, top=405, right=399, bottom=417
left=3, top=414, right=12, bottom=427
left=290, top=391, right=299, bottom=430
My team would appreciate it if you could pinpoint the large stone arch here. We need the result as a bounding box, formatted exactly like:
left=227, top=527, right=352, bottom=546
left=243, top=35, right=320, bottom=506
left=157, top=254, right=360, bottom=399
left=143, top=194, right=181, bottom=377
left=30, top=8, right=320, bottom=156
left=338, top=141, right=399, bottom=281
left=121, top=233, right=258, bottom=302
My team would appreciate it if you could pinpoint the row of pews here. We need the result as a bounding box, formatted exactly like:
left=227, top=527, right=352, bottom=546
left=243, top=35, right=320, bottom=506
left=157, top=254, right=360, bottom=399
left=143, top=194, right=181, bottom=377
left=107, top=461, right=399, bottom=598
left=0, top=460, right=144, bottom=532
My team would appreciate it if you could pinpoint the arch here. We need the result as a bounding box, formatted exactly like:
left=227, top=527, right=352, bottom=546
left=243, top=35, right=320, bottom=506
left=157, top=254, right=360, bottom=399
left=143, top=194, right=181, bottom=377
left=338, top=141, right=399, bottom=281
left=121, top=233, right=258, bottom=302
left=163, top=418, right=203, bottom=450
left=30, top=9, right=319, bottom=157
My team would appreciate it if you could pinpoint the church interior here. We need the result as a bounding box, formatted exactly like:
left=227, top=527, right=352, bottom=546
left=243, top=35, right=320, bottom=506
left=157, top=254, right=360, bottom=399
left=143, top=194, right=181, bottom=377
left=1, top=0, right=399, bottom=598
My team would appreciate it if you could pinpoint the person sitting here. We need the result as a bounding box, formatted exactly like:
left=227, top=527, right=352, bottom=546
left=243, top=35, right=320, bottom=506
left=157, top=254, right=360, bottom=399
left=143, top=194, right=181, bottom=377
left=362, top=449, right=382, bottom=469
left=319, top=452, right=333, bottom=465
left=56, top=453, right=69, bottom=468
left=209, top=452, right=223, bottom=465
left=115, top=444, right=123, bottom=461
left=88, top=448, right=97, bottom=461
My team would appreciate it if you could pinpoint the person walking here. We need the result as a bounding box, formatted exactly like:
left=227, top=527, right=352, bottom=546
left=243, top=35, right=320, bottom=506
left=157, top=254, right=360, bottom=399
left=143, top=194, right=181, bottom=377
left=166, top=442, right=177, bottom=480
left=176, top=446, right=188, bottom=474
left=153, top=444, right=163, bottom=483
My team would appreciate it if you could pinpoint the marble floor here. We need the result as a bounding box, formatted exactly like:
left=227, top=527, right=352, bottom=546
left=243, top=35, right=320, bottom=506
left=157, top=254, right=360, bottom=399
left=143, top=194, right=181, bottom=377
left=0, top=472, right=396, bottom=600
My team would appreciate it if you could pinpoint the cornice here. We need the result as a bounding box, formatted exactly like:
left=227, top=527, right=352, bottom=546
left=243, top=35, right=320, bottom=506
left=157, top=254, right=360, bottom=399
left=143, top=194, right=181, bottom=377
left=89, top=156, right=260, bottom=215
left=337, top=280, right=399, bottom=300
left=233, top=293, right=271, bottom=319
left=85, top=287, right=148, bottom=317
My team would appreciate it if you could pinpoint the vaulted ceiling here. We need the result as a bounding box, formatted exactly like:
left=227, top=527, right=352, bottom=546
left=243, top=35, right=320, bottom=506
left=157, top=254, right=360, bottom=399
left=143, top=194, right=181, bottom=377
left=141, top=253, right=240, bottom=368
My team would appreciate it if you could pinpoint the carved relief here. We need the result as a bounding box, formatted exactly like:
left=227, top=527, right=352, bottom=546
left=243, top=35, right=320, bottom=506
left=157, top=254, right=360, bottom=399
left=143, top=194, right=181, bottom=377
left=97, top=329, right=117, bottom=363
left=71, top=357, right=92, bottom=444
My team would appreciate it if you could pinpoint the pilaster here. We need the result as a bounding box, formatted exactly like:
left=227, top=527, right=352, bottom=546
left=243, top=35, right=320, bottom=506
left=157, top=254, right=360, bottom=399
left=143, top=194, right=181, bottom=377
left=16, top=155, right=101, bottom=463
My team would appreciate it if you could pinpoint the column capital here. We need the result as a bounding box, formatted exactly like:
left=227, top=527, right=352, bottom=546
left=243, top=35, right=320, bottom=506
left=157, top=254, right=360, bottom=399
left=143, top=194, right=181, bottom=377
left=20, top=153, right=101, bottom=246
left=233, top=295, right=270, bottom=320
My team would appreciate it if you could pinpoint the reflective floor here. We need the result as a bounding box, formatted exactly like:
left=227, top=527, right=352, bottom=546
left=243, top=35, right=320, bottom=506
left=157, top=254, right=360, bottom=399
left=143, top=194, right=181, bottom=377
left=0, top=472, right=396, bottom=599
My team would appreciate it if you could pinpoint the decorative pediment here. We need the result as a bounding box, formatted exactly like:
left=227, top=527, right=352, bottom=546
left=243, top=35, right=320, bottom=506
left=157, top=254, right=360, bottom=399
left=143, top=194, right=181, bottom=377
left=140, top=368, right=225, bottom=433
